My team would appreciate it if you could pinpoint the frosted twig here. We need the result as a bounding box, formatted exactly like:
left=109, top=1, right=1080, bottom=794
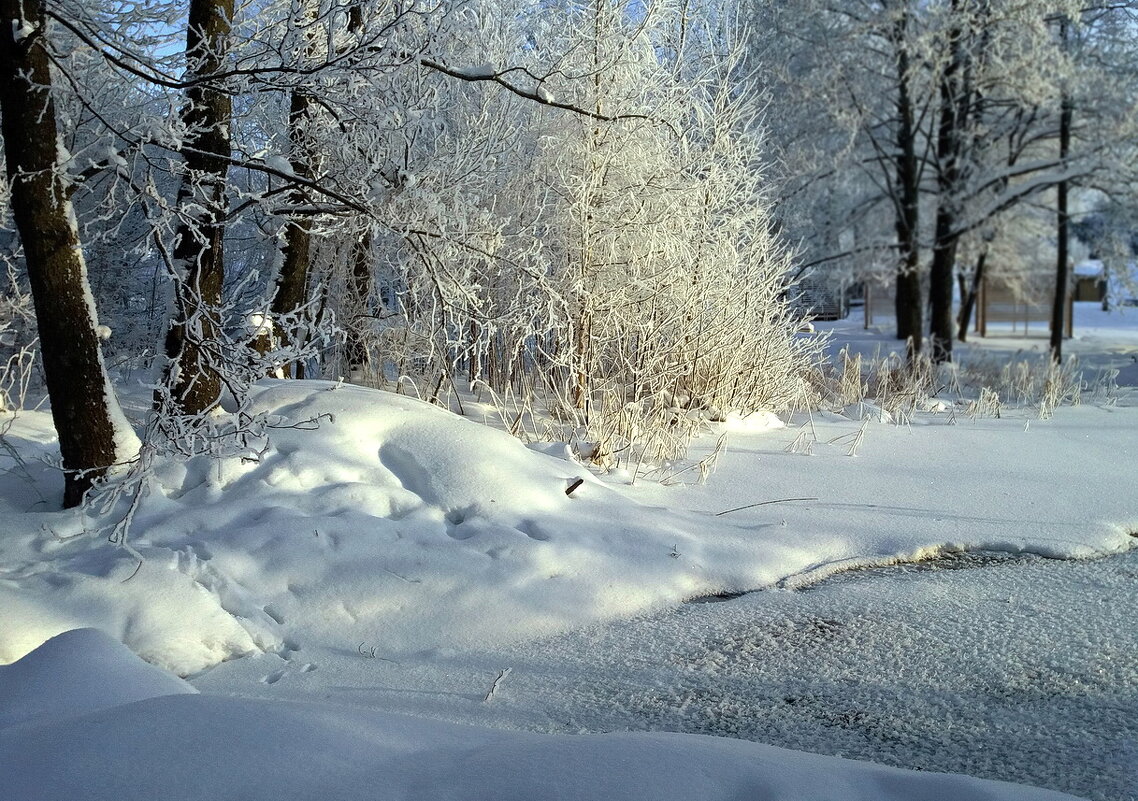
left=715, top=497, right=818, bottom=516
left=483, top=667, right=512, bottom=702
left=120, top=558, right=143, bottom=584
left=827, top=420, right=868, bottom=456
left=784, top=429, right=814, bottom=455
left=356, top=643, right=397, bottom=663
left=380, top=566, right=420, bottom=584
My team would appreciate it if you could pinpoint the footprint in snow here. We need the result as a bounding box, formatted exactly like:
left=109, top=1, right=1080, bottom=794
left=263, top=604, right=286, bottom=625
left=261, top=669, right=286, bottom=685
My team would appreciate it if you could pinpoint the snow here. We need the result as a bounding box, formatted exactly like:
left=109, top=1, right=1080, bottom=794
left=66, top=199, right=142, bottom=464
left=0, top=628, right=1083, bottom=801
left=246, top=310, right=272, bottom=335
left=106, top=145, right=129, bottom=169
left=463, top=63, right=499, bottom=79
left=0, top=628, right=195, bottom=729
left=2, top=302, right=1137, bottom=800
left=264, top=155, right=294, bottom=175
left=1074, top=259, right=1104, bottom=278
left=11, top=19, right=37, bottom=43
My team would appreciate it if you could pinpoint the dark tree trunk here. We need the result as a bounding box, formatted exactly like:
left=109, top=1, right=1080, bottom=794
left=894, top=240, right=922, bottom=357
left=345, top=229, right=374, bottom=376
left=957, top=250, right=987, bottom=342
left=162, top=0, right=234, bottom=414
left=0, top=0, right=126, bottom=506
left=891, top=7, right=923, bottom=356
left=1051, top=20, right=1073, bottom=363
left=929, top=2, right=968, bottom=364
left=270, top=78, right=316, bottom=378
left=928, top=215, right=958, bottom=362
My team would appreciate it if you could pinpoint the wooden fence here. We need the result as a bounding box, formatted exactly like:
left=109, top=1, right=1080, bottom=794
left=975, top=279, right=1072, bottom=338
left=863, top=282, right=896, bottom=328
left=862, top=278, right=1073, bottom=338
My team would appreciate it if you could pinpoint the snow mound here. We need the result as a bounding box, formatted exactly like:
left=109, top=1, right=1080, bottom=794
left=0, top=691, right=1083, bottom=801
left=3, top=377, right=1136, bottom=681
left=3, top=382, right=719, bottom=674
left=0, top=628, right=195, bottom=729
left=0, top=546, right=269, bottom=674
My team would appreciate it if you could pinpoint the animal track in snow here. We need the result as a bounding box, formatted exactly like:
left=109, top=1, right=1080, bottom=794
left=445, top=524, right=476, bottom=541
left=339, top=601, right=360, bottom=623
left=261, top=669, right=285, bottom=685
left=444, top=506, right=480, bottom=539
left=263, top=604, right=285, bottom=625
left=518, top=520, right=551, bottom=541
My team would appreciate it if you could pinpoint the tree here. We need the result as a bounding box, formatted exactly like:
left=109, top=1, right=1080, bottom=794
left=748, top=0, right=932, bottom=353
left=0, top=0, right=818, bottom=484
left=1051, top=14, right=1074, bottom=362
left=160, top=0, right=235, bottom=414
left=887, top=0, right=926, bottom=354
left=750, top=0, right=1133, bottom=364
left=0, top=0, right=138, bottom=506
left=267, top=0, right=320, bottom=379
left=927, top=0, right=969, bottom=362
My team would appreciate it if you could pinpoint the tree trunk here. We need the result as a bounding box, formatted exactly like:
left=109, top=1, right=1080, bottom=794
left=270, top=0, right=319, bottom=378
left=1050, top=20, right=1073, bottom=363
left=271, top=147, right=312, bottom=379
left=890, top=5, right=923, bottom=356
left=162, top=0, right=235, bottom=414
left=0, top=0, right=134, bottom=506
left=345, top=229, right=374, bottom=378
left=929, top=2, right=967, bottom=364
left=928, top=218, right=958, bottom=362
left=957, top=250, right=987, bottom=342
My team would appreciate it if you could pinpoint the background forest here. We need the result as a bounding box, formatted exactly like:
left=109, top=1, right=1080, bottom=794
left=0, top=0, right=1136, bottom=506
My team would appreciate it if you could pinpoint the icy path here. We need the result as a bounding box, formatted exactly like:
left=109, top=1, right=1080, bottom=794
left=470, top=549, right=1138, bottom=801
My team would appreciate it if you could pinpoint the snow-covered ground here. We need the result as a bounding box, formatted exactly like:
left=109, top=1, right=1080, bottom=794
left=2, top=302, right=1136, bottom=800
left=375, top=548, right=1134, bottom=801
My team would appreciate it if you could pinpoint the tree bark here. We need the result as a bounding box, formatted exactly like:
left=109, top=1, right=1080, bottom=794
left=929, top=1, right=968, bottom=363
left=345, top=229, right=374, bottom=377
left=957, top=250, right=987, bottom=342
left=270, top=0, right=319, bottom=378
left=890, top=6, right=923, bottom=356
left=0, top=0, right=128, bottom=506
left=162, top=0, right=234, bottom=414
left=1050, top=20, right=1073, bottom=363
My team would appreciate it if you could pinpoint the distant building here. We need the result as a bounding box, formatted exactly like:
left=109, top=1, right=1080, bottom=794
left=1072, top=260, right=1106, bottom=302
